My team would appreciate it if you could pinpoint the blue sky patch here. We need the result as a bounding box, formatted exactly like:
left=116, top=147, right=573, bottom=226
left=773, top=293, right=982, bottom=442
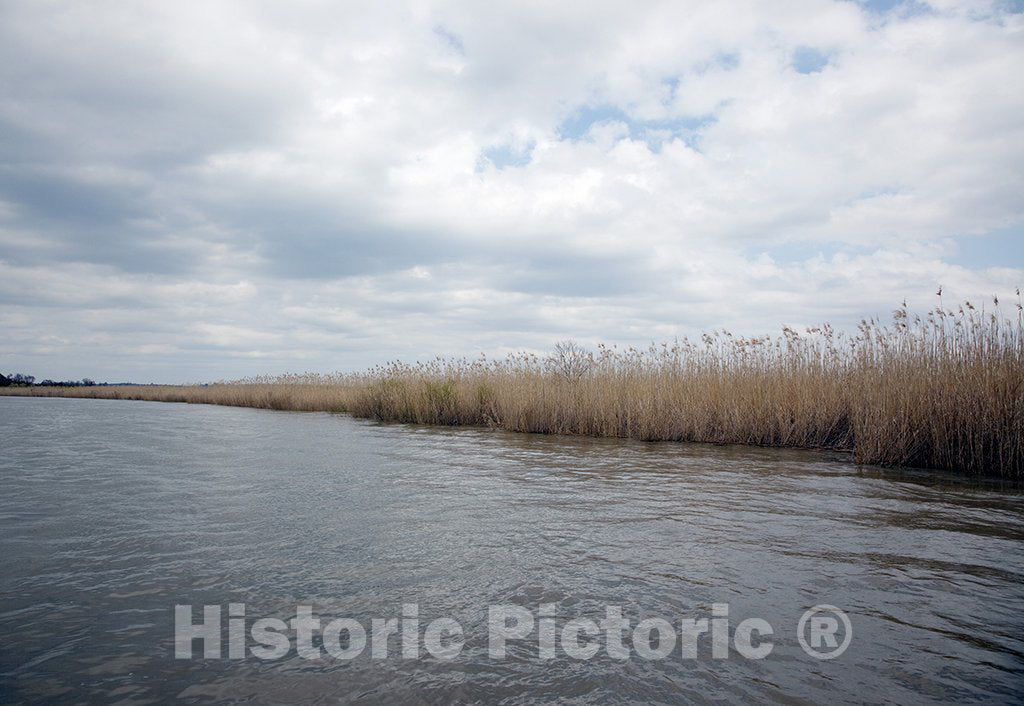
left=854, top=0, right=905, bottom=12
left=433, top=25, right=464, bottom=54
left=479, top=141, right=535, bottom=170
left=850, top=0, right=938, bottom=18
left=792, top=47, right=831, bottom=74
left=950, top=226, right=1024, bottom=269
left=557, top=104, right=632, bottom=139
left=877, top=0, right=940, bottom=17
left=556, top=104, right=715, bottom=151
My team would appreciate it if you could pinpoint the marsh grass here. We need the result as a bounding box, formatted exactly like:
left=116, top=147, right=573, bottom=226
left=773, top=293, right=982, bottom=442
left=0, top=375, right=360, bottom=413
left=4, top=298, right=1021, bottom=477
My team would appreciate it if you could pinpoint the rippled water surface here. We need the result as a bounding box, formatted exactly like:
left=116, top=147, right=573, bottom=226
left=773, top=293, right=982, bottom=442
left=1, top=396, right=1022, bottom=704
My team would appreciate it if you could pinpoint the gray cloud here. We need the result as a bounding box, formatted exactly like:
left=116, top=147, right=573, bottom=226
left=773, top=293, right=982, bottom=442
left=0, top=0, right=1021, bottom=382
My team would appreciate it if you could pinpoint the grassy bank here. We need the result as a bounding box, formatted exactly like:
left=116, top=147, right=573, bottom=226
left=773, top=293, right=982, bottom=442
left=0, top=375, right=360, bottom=412
left=3, top=299, right=1022, bottom=478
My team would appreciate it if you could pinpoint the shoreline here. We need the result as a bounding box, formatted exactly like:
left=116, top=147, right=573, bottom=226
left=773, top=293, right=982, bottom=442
left=4, top=301, right=1021, bottom=479
left=6, top=388, right=1024, bottom=492
left=0, top=371, right=1015, bottom=479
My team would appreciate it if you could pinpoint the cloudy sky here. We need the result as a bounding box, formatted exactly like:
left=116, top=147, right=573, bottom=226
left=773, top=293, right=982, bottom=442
left=1, top=0, right=1022, bottom=383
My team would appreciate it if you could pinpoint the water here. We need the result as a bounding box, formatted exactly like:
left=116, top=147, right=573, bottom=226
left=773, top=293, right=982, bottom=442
left=0, top=396, right=1022, bottom=704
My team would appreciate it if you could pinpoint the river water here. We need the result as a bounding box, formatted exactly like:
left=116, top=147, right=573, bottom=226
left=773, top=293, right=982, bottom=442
left=0, top=396, right=1021, bottom=704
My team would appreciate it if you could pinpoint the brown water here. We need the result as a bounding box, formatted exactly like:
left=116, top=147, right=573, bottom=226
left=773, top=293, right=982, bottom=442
left=0, top=396, right=1022, bottom=704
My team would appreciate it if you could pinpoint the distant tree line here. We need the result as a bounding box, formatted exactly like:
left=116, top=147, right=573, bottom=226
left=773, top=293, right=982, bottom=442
left=1, top=373, right=98, bottom=387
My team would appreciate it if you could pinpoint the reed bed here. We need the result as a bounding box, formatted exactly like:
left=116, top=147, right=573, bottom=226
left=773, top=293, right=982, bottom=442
left=0, top=374, right=363, bottom=413
left=3, top=298, right=1021, bottom=477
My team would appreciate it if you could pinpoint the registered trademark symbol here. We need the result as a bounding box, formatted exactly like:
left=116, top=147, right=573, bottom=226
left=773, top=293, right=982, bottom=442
left=797, top=605, right=852, bottom=660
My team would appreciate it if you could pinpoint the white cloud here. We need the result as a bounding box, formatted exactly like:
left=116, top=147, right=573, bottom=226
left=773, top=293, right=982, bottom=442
left=0, top=0, right=1021, bottom=381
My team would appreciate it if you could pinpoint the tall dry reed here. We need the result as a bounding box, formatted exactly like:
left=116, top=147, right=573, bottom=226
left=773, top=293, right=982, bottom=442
left=3, top=297, right=1021, bottom=477
left=0, top=373, right=363, bottom=412
left=346, top=296, right=1023, bottom=477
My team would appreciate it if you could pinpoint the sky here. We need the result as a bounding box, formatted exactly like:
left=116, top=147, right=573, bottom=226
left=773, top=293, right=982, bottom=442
left=1, top=0, right=1022, bottom=383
